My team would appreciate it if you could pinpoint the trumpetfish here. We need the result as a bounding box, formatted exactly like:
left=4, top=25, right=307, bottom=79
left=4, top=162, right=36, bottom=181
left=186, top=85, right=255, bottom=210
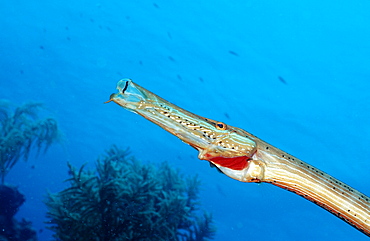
left=106, top=79, right=369, bottom=236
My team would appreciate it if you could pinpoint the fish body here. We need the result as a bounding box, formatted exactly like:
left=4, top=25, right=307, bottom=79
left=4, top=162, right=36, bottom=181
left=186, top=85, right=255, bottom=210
left=108, top=79, right=370, bottom=236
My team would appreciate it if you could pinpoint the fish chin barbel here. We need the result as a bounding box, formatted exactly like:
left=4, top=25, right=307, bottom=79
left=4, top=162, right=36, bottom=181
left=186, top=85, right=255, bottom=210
left=107, top=79, right=370, bottom=236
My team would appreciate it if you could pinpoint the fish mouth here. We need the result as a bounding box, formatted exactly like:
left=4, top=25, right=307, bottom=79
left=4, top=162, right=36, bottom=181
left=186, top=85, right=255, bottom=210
left=106, top=79, right=149, bottom=110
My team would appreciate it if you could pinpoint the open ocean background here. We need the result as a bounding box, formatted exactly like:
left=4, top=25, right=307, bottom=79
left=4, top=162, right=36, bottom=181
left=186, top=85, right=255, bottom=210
left=1, top=1, right=369, bottom=240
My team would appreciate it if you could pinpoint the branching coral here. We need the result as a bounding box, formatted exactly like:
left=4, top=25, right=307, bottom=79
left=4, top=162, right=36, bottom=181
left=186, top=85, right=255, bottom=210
left=0, top=100, right=60, bottom=184
left=45, top=146, right=216, bottom=241
left=0, top=100, right=60, bottom=241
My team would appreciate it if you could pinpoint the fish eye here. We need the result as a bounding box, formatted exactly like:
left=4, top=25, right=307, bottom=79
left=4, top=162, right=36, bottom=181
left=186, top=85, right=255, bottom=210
left=215, top=122, right=227, bottom=130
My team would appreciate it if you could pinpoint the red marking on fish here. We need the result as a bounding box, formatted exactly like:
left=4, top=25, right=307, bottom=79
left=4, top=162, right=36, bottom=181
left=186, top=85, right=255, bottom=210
left=209, top=156, right=249, bottom=170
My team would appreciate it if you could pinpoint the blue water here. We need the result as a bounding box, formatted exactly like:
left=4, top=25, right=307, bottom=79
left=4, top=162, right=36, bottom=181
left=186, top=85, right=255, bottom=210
left=1, top=1, right=370, bottom=240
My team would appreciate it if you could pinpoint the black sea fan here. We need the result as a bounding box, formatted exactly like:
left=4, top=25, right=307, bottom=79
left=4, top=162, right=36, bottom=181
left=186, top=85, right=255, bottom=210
left=45, top=146, right=216, bottom=241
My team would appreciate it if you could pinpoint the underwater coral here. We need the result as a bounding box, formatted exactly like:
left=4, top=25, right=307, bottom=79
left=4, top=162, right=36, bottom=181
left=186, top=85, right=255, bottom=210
left=45, top=146, right=216, bottom=241
left=0, top=100, right=60, bottom=241
left=0, top=100, right=60, bottom=184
